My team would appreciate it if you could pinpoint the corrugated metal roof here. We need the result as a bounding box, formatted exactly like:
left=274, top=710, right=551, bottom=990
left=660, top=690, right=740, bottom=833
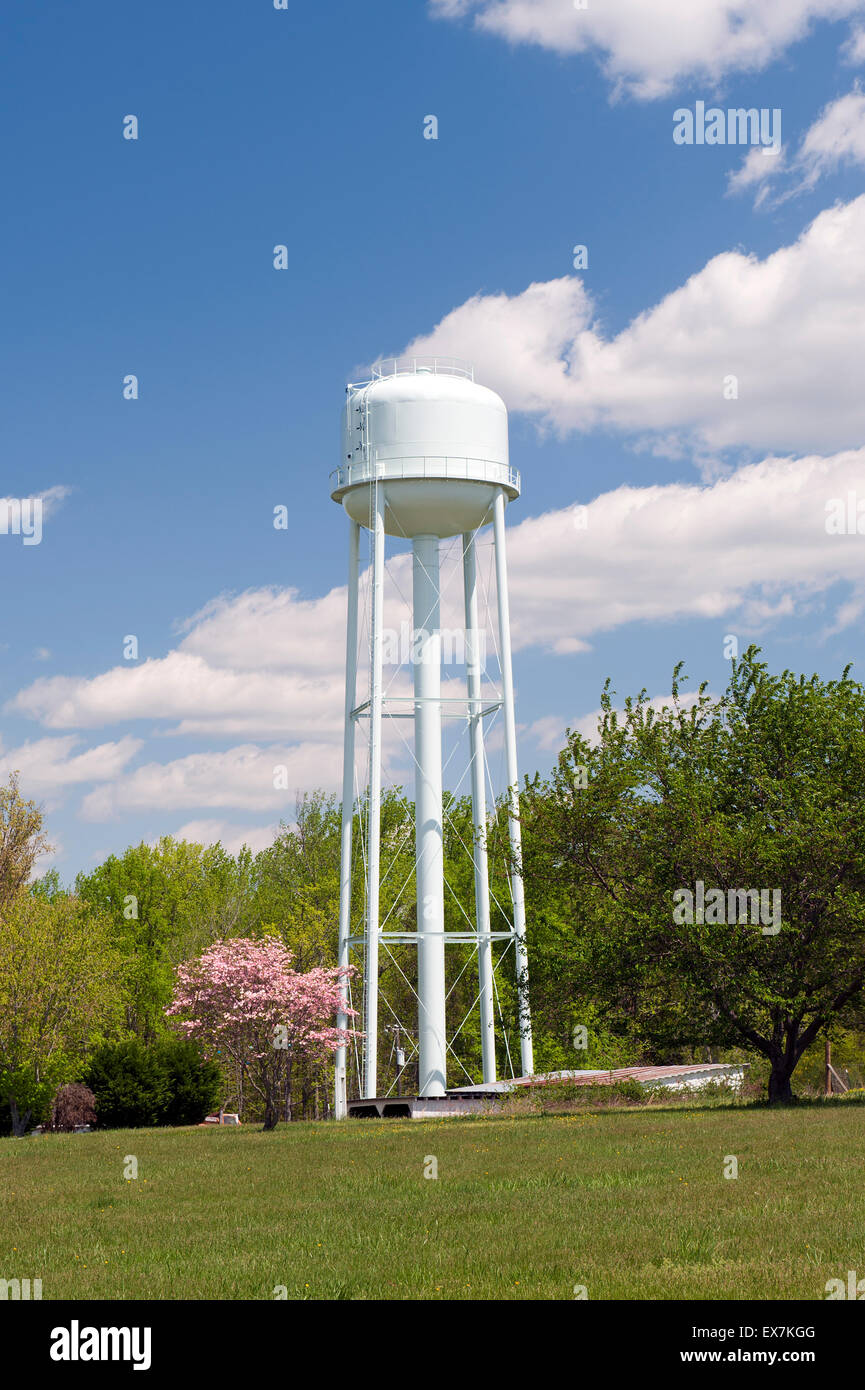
left=448, top=1063, right=747, bottom=1097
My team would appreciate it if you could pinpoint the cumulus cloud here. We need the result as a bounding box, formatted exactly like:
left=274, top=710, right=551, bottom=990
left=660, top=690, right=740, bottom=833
left=171, top=819, right=280, bottom=856
left=176, top=586, right=348, bottom=675
left=0, top=735, right=142, bottom=806
left=12, top=448, right=865, bottom=739
left=80, top=743, right=344, bottom=821
left=506, top=448, right=865, bottom=653
left=430, top=0, right=865, bottom=99
left=5, top=440, right=864, bottom=825
left=405, top=196, right=865, bottom=456
left=726, top=145, right=790, bottom=203
left=6, top=555, right=487, bottom=739
left=9, top=651, right=345, bottom=739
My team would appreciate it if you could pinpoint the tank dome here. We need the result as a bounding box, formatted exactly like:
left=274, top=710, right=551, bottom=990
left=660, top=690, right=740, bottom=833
left=331, top=359, right=519, bottom=539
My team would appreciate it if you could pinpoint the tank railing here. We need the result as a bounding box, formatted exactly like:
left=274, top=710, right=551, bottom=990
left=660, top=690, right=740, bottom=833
left=330, top=456, right=520, bottom=494
left=368, top=357, right=474, bottom=381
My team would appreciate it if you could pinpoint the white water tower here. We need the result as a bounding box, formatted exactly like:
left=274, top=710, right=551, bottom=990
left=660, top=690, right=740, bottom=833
left=331, top=358, right=533, bottom=1115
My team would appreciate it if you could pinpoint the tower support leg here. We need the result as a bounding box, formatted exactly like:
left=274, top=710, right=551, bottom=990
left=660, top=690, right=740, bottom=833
left=492, top=489, right=534, bottom=1078
left=335, top=520, right=360, bottom=1118
left=413, top=534, right=447, bottom=1097
left=463, top=531, right=496, bottom=1084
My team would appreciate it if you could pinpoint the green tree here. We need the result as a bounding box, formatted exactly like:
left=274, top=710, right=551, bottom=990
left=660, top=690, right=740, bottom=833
left=76, top=837, right=256, bottom=1041
left=0, top=772, right=50, bottom=910
left=523, top=650, right=865, bottom=1103
left=252, top=792, right=344, bottom=970
left=0, top=893, right=123, bottom=1134
left=84, top=1036, right=221, bottom=1129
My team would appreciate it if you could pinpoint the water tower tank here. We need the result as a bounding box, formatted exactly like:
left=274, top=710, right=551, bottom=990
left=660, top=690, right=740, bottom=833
left=331, top=358, right=520, bottom=538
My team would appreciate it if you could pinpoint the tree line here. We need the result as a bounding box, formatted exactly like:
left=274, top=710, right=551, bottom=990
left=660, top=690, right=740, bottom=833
left=1, top=648, right=864, bottom=1131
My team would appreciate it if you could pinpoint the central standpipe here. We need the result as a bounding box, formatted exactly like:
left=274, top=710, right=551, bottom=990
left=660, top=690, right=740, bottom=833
left=364, top=481, right=386, bottom=1100
left=463, top=531, right=496, bottom=1083
left=413, top=535, right=447, bottom=1097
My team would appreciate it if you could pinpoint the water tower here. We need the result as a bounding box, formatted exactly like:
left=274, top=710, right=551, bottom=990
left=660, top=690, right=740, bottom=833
left=331, top=358, right=533, bottom=1116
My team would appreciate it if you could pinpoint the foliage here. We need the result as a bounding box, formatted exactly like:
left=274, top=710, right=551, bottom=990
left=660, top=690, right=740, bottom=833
left=76, top=837, right=257, bottom=1042
left=0, top=772, right=51, bottom=912
left=48, top=1082, right=98, bottom=1132
left=167, top=937, right=356, bottom=1129
left=6, top=646, right=865, bottom=1119
left=84, top=1035, right=221, bottom=1129
left=500, top=1078, right=646, bottom=1114
left=0, top=891, right=123, bottom=1135
left=523, top=649, right=865, bottom=1102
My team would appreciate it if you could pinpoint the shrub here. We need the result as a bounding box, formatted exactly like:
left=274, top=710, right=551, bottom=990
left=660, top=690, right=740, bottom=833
left=830, top=1087, right=865, bottom=1105
left=84, top=1035, right=221, bottom=1129
left=502, top=1078, right=647, bottom=1115
left=48, top=1082, right=97, bottom=1132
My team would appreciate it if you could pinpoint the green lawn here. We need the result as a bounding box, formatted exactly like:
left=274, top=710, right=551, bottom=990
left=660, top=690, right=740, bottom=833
left=2, top=1105, right=862, bottom=1300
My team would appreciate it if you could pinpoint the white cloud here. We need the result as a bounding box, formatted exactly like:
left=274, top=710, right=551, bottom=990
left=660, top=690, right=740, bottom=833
left=525, top=714, right=569, bottom=752
left=0, top=486, right=71, bottom=544
left=0, top=735, right=142, bottom=806
left=796, top=84, right=865, bottom=181
left=6, top=559, right=488, bottom=739
left=730, top=85, right=865, bottom=201
left=10, top=450, right=865, bottom=755
left=727, top=145, right=790, bottom=202
left=405, top=196, right=865, bottom=456
left=176, top=585, right=348, bottom=675
left=506, top=448, right=865, bottom=653
left=171, top=819, right=280, bottom=856
left=0, top=485, right=71, bottom=517
left=8, top=651, right=345, bottom=739
left=843, top=22, right=865, bottom=59
left=80, top=742, right=344, bottom=821
left=430, top=0, right=865, bottom=99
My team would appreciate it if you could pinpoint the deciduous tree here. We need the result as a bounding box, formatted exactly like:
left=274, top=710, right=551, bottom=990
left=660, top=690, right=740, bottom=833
left=0, top=893, right=122, bottom=1134
left=167, top=937, right=356, bottom=1129
left=523, top=650, right=865, bottom=1103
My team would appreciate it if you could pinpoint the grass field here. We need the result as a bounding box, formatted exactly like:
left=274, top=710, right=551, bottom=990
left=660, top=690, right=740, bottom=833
left=2, top=1104, right=862, bottom=1300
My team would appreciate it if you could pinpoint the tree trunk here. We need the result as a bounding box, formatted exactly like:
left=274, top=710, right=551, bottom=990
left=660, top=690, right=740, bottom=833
left=9, top=1100, right=31, bottom=1137
left=768, top=1058, right=795, bottom=1104
left=263, top=1095, right=278, bottom=1131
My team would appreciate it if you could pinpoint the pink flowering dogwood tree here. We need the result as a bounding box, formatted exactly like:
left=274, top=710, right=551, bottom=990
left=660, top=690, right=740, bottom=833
left=167, top=937, right=356, bottom=1130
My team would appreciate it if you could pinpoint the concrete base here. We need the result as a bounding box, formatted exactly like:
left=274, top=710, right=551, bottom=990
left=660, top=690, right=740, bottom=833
left=347, top=1095, right=493, bottom=1120
left=346, top=1064, right=749, bottom=1119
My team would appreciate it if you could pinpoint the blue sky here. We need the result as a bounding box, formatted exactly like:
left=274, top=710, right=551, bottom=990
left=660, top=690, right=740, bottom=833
left=3, top=0, right=865, bottom=878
